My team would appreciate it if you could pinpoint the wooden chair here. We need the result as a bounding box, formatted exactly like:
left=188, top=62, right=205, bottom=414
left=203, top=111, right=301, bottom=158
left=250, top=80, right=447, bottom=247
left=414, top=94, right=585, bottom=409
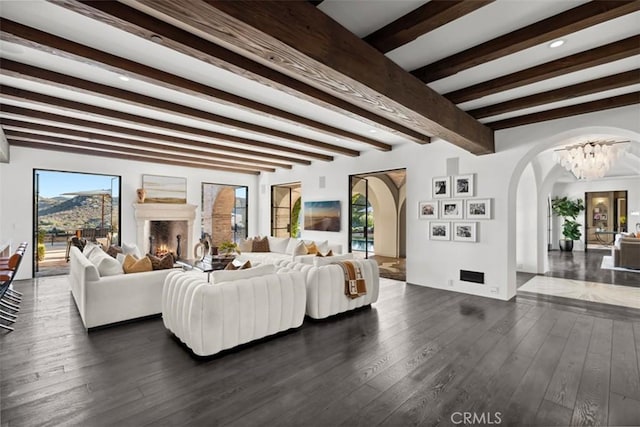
left=0, top=242, right=27, bottom=332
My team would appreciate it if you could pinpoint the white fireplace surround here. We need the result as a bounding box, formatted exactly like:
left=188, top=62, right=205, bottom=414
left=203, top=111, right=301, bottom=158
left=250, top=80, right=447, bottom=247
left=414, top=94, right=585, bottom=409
left=133, top=203, right=197, bottom=256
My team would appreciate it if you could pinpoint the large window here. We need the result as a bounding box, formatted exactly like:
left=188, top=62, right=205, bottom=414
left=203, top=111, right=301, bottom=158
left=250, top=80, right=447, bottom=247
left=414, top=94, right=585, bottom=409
left=34, top=169, right=121, bottom=277
left=201, top=183, right=248, bottom=246
left=271, top=182, right=301, bottom=237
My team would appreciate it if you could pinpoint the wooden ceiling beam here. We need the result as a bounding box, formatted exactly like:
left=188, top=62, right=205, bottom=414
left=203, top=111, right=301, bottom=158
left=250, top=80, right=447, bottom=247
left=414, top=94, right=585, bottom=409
left=0, top=85, right=324, bottom=163
left=364, top=1, right=494, bottom=54
left=6, top=136, right=261, bottom=175
left=412, top=1, right=640, bottom=83
left=111, top=0, right=491, bottom=153
left=0, top=59, right=359, bottom=157
left=468, top=69, right=640, bottom=119
left=0, top=105, right=296, bottom=168
left=0, top=117, right=284, bottom=171
left=487, top=92, right=640, bottom=130
left=54, top=0, right=431, bottom=145
left=446, top=35, right=640, bottom=104
left=0, top=19, right=390, bottom=152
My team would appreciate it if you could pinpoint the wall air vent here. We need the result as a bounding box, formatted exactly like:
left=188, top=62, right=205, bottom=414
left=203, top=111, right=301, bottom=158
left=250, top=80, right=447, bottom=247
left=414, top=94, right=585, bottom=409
left=460, top=270, right=484, bottom=284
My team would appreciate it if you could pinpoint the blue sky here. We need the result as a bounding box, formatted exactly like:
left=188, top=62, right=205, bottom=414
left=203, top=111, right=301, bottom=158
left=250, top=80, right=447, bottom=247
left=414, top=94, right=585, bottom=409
left=36, top=170, right=120, bottom=198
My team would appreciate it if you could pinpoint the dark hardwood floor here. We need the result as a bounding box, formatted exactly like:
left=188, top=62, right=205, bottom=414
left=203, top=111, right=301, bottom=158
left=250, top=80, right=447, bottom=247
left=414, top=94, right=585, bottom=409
left=2, top=276, right=640, bottom=426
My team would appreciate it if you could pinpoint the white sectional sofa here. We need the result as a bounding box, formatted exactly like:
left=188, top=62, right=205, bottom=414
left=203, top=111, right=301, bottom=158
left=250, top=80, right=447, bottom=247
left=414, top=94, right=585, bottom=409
left=234, top=236, right=342, bottom=266
left=162, top=266, right=306, bottom=356
left=278, top=257, right=380, bottom=319
left=68, top=246, right=177, bottom=329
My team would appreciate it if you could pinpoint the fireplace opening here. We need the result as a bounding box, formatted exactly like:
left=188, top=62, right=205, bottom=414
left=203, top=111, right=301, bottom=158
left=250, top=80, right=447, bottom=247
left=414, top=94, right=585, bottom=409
left=149, top=220, right=188, bottom=259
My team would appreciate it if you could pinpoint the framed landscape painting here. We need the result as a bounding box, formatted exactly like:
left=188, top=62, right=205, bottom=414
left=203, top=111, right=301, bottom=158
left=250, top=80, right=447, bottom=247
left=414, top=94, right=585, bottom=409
left=432, top=176, right=450, bottom=198
left=453, top=222, right=477, bottom=242
left=142, top=175, right=187, bottom=204
left=304, top=200, right=341, bottom=231
left=453, top=174, right=475, bottom=197
left=466, top=198, right=492, bottom=219
left=441, top=200, right=464, bottom=219
left=429, top=222, right=450, bottom=241
left=419, top=201, right=438, bottom=219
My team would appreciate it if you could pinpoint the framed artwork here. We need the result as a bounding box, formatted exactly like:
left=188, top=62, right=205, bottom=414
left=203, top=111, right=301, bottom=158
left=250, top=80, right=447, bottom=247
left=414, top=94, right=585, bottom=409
left=429, top=222, right=450, bottom=241
left=466, top=198, right=492, bottom=219
left=453, top=174, right=475, bottom=198
left=142, top=174, right=187, bottom=204
left=432, top=176, right=450, bottom=198
left=419, top=201, right=438, bottom=219
left=441, top=200, right=464, bottom=219
left=453, top=222, right=477, bottom=242
left=304, top=200, right=341, bottom=231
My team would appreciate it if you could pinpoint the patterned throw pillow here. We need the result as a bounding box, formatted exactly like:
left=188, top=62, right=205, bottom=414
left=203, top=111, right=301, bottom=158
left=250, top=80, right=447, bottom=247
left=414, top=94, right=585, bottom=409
left=224, top=260, right=252, bottom=270
left=315, top=249, right=334, bottom=257
left=304, top=242, right=318, bottom=255
left=148, top=253, right=175, bottom=270
left=251, top=236, right=270, bottom=253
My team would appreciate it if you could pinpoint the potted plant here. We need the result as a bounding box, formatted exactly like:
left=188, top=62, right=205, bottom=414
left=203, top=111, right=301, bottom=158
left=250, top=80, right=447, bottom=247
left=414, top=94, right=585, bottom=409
left=218, top=241, right=240, bottom=257
left=551, top=196, right=585, bottom=252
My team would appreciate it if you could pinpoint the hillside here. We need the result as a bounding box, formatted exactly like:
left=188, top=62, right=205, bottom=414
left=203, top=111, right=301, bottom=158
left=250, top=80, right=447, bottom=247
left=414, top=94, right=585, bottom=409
left=38, top=195, right=119, bottom=232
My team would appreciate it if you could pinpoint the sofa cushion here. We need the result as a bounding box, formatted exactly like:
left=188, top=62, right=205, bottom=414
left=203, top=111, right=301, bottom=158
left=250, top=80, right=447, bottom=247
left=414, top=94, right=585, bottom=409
left=238, top=237, right=254, bottom=253
left=148, top=253, right=175, bottom=270
left=292, top=241, right=308, bottom=257
left=123, top=254, right=153, bottom=273
left=304, top=241, right=318, bottom=255
left=316, top=249, right=334, bottom=257
left=106, top=245, right=123, bottom=258
left=211, top=264, right=275, bottom=283
left=70, top=237, right=86, bottom=252
left=224, top=260, right=252, bottom=270
left=91, top=251, right=124, bottom=277
left=285, top=238, right=301, bottom=255
left=122, top=242, right=142, bottom=259
left=83, top=241, right=101, bottom=257
left=267, top=236, right=290, bottom=254
left=252, top=236, right=270, bottom=252
left=313, top=253, right=354, bottom=267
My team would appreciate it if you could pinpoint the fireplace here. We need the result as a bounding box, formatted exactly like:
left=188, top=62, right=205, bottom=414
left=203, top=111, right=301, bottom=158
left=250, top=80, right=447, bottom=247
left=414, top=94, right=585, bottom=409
left=133, top=203, right=197, bottom=260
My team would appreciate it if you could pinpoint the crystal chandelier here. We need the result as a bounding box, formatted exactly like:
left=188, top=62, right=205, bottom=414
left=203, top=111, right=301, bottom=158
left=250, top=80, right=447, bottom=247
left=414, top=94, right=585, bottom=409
left=553, top=141, right=627, bottom=180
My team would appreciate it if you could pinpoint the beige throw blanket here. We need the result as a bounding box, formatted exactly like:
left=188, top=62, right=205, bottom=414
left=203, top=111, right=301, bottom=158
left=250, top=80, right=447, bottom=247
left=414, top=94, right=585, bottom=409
left=336, top=260, right=367, bottom=299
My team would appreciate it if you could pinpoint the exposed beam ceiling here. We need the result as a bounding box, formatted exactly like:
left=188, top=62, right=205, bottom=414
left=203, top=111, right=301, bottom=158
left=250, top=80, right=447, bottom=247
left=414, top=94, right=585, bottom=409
left=93, top=0, right=493, bottom=154
left=445, top=35, right=640, bottom=104
left=468, top=69, right=640, bottom=119
left=54, top=0, right=431, bottom=145
left=0, top=18, right=391, bottom=152
left=488, top=91, right=640, bottom=130
left=412, top=1, right=640, bottom=83
left=0, top=85, right=327, bottom=162
left=364, top=0, right=494, bottom=54
left=8, top=136, right=260, bottom=175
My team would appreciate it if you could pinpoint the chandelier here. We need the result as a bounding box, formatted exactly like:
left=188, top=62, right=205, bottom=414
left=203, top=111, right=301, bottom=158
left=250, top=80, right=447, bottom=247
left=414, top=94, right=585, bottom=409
left=553, top=141, right=627, bottom=180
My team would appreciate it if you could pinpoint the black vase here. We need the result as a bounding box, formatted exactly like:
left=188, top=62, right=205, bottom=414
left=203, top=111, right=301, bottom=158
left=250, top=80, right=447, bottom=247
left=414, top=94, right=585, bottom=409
left=559, top=239, right=574, bottom=252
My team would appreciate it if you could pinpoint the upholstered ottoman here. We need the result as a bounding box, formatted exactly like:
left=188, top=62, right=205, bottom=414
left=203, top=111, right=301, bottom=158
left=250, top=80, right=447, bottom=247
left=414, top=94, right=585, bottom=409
left=162, top=266, right=306, bottom=356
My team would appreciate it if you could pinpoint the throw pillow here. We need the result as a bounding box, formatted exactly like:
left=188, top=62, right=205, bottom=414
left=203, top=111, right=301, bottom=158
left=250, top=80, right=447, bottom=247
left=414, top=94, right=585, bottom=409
left=224, top=260, right=252, bottom=270
left=70, top=237, right=86, bottom=252
left=252, top=236, right=270, bottom=253
left=123, top=254, right=153, bottom=273
left=92, top=251, right=124, bottom=277
left=148, top=253, right=175, bottom=270
left=238, top=237, right=254, bottom=253
left=106, top=245, right=123, bottom=259
left=313, top=253, right=354, bottom=267
left=82, top=241, right=101, bottom=257
left=315, top=240, right=329, bottom=254
left=285, top=238, right=301, bottom=255
left=122, top=242, right=142, bottom=259
left=292, top=241, right=308, bottom=257
left=304, top=241, right=318, bottom=255
left=315, top=249, right=334, bottom=257
left=267, top=236, right=290, bottom=254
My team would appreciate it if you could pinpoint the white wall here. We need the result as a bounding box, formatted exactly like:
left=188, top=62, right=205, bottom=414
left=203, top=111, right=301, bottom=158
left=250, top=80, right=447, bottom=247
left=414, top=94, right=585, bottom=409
left=0, top=146, right=258, bottom=279
left=516, top=164, right=538, bottom=273
left=259, top=104, right=640, bottom=301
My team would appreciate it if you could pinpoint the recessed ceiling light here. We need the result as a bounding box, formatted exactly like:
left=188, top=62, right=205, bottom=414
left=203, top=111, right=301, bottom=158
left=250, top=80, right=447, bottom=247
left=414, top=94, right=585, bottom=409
left=369, top=129, right=377, bottom=133
left=549, top=40, right=565, bottom=48
left=118, top=75, right=130, bottom=81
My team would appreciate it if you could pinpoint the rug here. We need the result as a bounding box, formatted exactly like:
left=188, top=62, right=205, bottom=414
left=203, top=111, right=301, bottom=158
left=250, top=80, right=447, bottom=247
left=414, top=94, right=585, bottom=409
left=601, top=256, right=640, bottom=273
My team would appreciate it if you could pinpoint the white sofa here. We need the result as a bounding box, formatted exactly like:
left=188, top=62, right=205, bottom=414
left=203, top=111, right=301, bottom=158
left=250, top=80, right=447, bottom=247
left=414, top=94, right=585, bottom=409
left=162, top=266, right=306, bottom=356
left=68, top=246, right=177, bottom=329
left=278, top=257, right=380, bottom=319
left=235, top=236, right=342, bottom=266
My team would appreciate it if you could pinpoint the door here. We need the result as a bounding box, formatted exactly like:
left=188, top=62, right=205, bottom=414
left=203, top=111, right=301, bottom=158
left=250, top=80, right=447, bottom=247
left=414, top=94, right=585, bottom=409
left=33, top=170, right=40, bottom=274
left=271, top=185, right=292, bottom=237
left=349, top=176, right=372, bottom=258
